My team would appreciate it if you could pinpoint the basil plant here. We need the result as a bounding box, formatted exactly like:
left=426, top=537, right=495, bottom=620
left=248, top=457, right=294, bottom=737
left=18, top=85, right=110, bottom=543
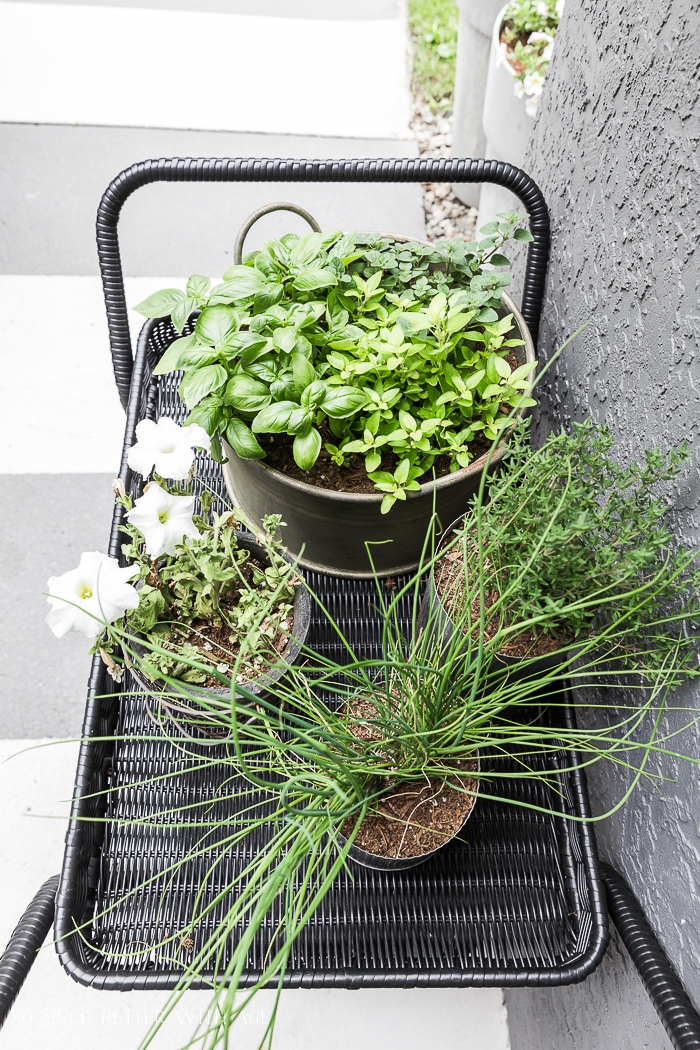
left=135, top=215, right=536, bottom=513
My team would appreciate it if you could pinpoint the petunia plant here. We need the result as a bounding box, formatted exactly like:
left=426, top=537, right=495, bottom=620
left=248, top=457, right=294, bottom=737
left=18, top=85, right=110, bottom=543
left=46, top=419, right=298, bottom=687
left=499, top=0, right=565, bottom=115
left=134, top=217, right=536, bottom=513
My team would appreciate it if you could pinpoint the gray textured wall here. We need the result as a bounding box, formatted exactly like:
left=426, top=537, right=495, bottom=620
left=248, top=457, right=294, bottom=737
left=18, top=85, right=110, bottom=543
left=505, top=0, right=700, bottom=1046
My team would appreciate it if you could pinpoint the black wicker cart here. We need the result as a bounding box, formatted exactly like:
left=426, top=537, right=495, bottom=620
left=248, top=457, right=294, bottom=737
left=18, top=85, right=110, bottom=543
left=45, top=157, right=611, bottom=993
left=3, top=158, right=700, bottom=1049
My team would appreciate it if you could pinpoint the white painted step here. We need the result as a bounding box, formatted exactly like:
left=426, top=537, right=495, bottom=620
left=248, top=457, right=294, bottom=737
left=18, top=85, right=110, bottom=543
left=0, top=275, right=186, bottom=474
left=0, top=1, right=412, bottom=139
left=0, top=739, right=510, bottom=1048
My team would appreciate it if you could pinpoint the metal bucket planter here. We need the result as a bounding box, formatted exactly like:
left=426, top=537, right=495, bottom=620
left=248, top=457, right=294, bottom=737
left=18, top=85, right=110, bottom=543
left=125, top=533, right=312, bottom=736
left=222, top=209, right=536, bottom=578
left=419, top=516, right=573, bottom=678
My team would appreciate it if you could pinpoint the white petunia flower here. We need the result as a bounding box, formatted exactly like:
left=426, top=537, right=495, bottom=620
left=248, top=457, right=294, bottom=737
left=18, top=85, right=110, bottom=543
left=127, top=417, right=210, bottom=481
left=525, top=95, right=541, bottom=116
left=127, top=483, right=201, bottom=558
left=536, top=0, right=549, bottom=14
left=555, top=0, right=565, bottom=16
left=514, top=79, right=526, bottom=98
left=47, top=552, right=139, bottom=639
left=528, top=31, right=554, bottom=44
left=524, top=70, right=546, bottom=95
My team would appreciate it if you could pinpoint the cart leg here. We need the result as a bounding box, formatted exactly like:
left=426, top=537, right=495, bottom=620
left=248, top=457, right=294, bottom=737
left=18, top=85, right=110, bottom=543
left=0, top=874, right=59, bottom=1028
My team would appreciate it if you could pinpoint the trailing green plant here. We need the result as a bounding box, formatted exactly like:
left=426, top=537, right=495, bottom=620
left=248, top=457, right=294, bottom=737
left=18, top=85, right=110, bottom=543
left=435, top=419, right=700, bottom=669
left=111, top=491, right=294, bottom=687
left=134, top=218, right=536, bottom=513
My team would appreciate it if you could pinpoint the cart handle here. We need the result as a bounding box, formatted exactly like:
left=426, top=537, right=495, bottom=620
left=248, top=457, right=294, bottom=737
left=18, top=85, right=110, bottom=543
left=96, top=157, right=550, bottom=409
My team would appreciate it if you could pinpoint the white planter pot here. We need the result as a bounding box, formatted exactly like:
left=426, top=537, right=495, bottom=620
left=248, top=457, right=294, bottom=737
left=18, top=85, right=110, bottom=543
left=477, top=3, right=536, bottom=231
left=451, top=0, right=506, bottom=208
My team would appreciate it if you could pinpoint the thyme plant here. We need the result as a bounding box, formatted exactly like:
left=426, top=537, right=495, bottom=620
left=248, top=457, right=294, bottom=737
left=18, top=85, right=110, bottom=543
left=439, top=420, right=700, bottom=665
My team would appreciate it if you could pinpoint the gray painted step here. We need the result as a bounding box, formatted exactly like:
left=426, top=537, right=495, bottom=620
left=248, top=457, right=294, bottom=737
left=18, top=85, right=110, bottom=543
left=0, top=123, right=423, bottom=276
left=0, top=474, right=116, bottom=737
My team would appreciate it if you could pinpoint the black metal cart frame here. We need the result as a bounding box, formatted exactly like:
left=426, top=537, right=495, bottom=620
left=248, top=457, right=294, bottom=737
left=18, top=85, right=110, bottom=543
left=37, top=157, right=610, bottom=998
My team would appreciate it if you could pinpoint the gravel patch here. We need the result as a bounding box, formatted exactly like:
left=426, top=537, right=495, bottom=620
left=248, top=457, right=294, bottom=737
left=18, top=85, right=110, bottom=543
left=410, top=99, right=479, bottom=243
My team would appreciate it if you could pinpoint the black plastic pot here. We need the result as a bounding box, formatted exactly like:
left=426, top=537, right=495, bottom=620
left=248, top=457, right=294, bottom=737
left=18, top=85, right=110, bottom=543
left=125, top=533, right=311, bottom=724
left=419, top=516, right=573, bottom=677
left=223, top=287, right=534, bottom=578
left=337, top=764, right=480, bottom=872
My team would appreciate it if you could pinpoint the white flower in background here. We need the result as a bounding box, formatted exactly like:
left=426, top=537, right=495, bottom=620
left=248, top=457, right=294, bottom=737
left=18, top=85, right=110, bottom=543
left=127, top=483, right=201, bottom=558
left=46, top=552, right=139, bottom=639
left=528, top=30, right=555, bottom=61
left=127, top=417, right=210, bottom=481
left=535, top=0, right=549, bottom=14
left=555, top=0, right=565, bottom=16
left=514, top=80, right=526, bottom=98
left=496, top=40, right=510, bottom=69
left=524, top=70, right=546, bottom=95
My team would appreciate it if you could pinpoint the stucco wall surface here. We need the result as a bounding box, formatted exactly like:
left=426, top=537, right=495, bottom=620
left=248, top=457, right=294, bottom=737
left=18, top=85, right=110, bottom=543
left=504, top=0, right=700, bottom=1047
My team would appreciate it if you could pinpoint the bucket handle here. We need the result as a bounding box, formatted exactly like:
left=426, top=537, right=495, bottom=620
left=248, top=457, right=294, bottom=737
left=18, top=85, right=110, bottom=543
left=233, top=203, right=322, bottom=265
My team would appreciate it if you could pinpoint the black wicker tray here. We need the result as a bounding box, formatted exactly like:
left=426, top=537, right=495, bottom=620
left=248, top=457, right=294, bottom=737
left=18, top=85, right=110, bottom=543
left=55, top=158, right=608, bottom=990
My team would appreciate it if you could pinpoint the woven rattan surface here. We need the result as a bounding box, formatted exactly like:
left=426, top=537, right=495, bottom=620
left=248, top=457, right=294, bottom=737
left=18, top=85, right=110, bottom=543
left=55, top=319, right=608, bottom=989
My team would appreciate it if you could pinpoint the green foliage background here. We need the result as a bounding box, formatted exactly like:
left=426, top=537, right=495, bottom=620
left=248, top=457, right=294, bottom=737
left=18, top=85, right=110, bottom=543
left=408, top=0, right=459, bottom=109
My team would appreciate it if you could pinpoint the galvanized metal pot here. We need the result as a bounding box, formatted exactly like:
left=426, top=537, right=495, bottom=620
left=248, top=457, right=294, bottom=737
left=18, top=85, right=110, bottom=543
left=222, top=209, right=536, bottom=578
left=223, top=294, right=535, bottom=578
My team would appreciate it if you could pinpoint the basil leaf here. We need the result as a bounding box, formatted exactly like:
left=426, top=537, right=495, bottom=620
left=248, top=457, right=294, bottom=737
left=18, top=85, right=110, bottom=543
left=179, top=364, right=228, bottom=409
left=293, top=426, right=322, bottom=470
left=321, top=387, right=367, bottom=419
left=133, top=288, right=185, bottom=318
left=195, top=305, right=238, bottom=348
left=224, top=375, right=272, bottom=416
left=152, top=334, right=197, bottom=376
left=254, top=284, right=283, bottom=312
left=185, top=395, right=223, bottom=435
left=292, top=352, right=316, bottom=392
left=293, top=268, right=338, bottom=292
left=171, top=297, right=196, bottom=334
left=245, top=356, right=279, bottom=385
left=252, top=401, right=300, bottom=433
left=273, top=329, right=298, bottom=354
left=186, top=274, right=211, bottom=302
left=212, top=269, right=269, bottom=300
left=225, top=418, right=265, bottom=460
